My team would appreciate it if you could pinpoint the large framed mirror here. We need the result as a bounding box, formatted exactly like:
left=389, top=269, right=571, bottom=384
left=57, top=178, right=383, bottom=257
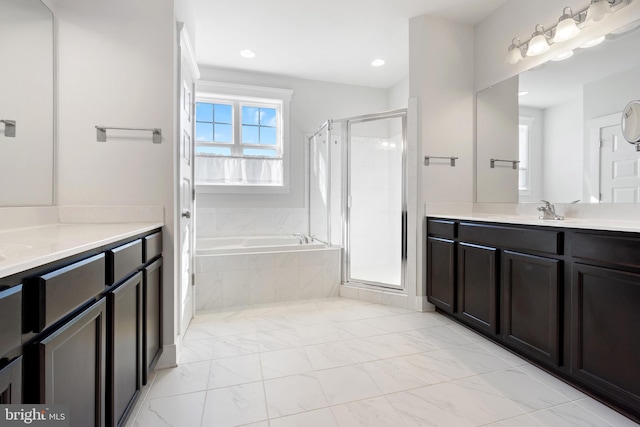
left=0, top=0, right=54, bottom=206
left=476, top=19, right=640, bottom=204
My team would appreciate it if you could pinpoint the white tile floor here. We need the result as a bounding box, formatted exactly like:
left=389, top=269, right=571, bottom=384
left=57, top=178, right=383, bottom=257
left=126, top=297, right=640, bottom=427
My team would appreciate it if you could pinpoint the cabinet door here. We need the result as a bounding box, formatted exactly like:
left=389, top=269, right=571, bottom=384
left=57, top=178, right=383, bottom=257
left=571, top=263, right=640, bottom=419
left=427, top=237, right=455, bottom=313
left=457, top=243, right=498, bottom=334
left=0, top=356, right=22, bottom=404
left=143, top=257, right=163, bottom=385
left=502, top=251, right=560, bottom=365
left=38, top=299, right=106, bottom=427
left=108, top=272, right=143, bottom=427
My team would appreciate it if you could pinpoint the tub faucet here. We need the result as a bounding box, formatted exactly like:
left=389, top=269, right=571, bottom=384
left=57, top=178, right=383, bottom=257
left=537, top=200, right=564, bottom=220
left=293, top=233, right=309, bottom=244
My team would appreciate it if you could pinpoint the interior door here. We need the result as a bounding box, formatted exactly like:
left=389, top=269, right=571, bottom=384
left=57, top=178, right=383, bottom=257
left=178, top=24, right=198, bottom=338
left=600, top=121, right=640, bottom=203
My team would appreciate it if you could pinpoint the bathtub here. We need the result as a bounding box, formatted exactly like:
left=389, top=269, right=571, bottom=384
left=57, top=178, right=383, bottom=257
left=196, top=235, right=325, bottom=255
left=195, top=234, right=341, bottom=310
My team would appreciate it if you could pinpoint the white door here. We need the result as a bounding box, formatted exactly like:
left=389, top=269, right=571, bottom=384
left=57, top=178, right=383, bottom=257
left=600, top=122, right=640, bottom=203
left=178, top=24, right=199, bottom=338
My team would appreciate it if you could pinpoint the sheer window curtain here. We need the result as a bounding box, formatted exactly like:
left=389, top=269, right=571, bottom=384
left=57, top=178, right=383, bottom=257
left=196, top=156, right=283, bottom=185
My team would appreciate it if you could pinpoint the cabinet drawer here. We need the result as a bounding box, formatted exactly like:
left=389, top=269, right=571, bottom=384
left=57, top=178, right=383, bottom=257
left=459, top=222, right=561, bottom=255
left=573, top=232, right=640, bottom=269
left=25, top=254, right=105, bottom=333
left=427, top=219, right=457, bottom=239
left=143, top=232, right=162, bottom=263
left=0, top=285, right=22, bottom=358
left=108, top=240, right=143, bottom=285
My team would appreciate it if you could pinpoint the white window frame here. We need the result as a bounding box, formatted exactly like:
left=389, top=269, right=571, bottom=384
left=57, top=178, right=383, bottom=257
left=195, top=81, right=293, bottom=194
left=518, top=116, right=534, bottom=195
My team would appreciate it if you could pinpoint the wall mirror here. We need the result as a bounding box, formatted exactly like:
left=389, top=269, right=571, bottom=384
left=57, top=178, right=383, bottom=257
left=0, top=0, right=54, bottom=206
left=476, top=19, right=640, bottom=204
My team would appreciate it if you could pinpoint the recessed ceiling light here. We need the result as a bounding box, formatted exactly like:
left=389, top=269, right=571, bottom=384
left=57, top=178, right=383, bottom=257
left=518, top=91, right=529, bottom=96
left=371, top=59, right=385, bottom=67
left=580, top=36, right=606, bottom=49
left=240, top=49, right=256, bottom=59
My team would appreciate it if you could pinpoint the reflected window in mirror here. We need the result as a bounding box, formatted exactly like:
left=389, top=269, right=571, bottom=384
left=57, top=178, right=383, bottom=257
left=518, top=120, right=531, bottom=194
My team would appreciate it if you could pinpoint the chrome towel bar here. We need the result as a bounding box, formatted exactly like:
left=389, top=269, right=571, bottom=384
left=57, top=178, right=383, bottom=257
left=424, top=156, right=458, bottom=167
left=490, top=158, right=520, bottom=169
left=95, top=126, right=162, bottom=143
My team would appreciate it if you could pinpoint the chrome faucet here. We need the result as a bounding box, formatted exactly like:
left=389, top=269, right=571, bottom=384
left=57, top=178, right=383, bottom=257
left=537, top=200, right=564, bottom=220
left=293, top=233, right=309, bottom=244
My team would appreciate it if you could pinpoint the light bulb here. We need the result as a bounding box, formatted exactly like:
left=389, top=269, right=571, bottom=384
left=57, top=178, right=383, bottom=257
left=505, top=38, right=523, bottom=64
left=526, top=25, right=550, bottom=56
left=585, top=0, right=612, bottom=25
left=553, top=8, right=580, bottom=43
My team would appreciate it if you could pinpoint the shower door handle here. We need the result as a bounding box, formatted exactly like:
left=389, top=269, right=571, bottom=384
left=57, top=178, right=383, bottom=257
left=401, top=211, right=407, bottom=260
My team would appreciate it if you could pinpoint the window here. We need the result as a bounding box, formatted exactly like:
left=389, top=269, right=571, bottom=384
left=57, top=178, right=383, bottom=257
left=194, top=82, right=293, bottom=193
left=518, top=117, right=532, bottom=192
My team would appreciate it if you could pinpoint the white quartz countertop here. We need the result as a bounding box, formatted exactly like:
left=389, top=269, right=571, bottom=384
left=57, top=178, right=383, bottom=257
left=0, top=222, right=163, bottom=280
left=427, top=213, right=640, bottom=233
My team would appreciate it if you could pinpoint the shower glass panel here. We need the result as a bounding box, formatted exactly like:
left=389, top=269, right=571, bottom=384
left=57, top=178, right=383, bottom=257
left=346, top=112, right=406, bottom=290
left=308, top=122, right=331, bottom=243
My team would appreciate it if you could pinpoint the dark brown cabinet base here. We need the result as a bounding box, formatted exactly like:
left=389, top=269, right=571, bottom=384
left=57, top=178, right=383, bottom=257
left=30, top=299, right=107, bottom=427
left=426, top=218, right=640, bottom=423
left=0, top=356, right=22, bottom=404
left=458, top=243, right=498, bottom=335
left=108, top=272, right=143, bottom=427
left=502, top=251, right=560, bottom=366
left=571, top=263, right=640, bottom=418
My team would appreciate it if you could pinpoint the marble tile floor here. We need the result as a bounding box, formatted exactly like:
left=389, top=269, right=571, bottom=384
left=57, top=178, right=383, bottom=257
left=126, top=297, right=639, bottom=427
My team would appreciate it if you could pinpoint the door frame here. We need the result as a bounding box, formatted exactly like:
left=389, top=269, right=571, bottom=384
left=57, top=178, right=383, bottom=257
left=340, top=109, right=407, bottom=291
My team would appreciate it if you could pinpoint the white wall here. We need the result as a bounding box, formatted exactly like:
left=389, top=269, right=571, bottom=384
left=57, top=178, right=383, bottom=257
left=476, top=76, right=519, bottom=203
left=49, top=0, right=179, bottom=366
left=196, top=66, right=390, bottom=210
left=410, top=16, right=475, bottom=205
left=543, top=98, right=583, bottom=202
left=584, top=64, right=640, bottom=121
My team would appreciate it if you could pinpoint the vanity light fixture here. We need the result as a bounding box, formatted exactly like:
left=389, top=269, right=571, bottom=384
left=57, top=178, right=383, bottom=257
left=585, top=0, right=613, bottom=24
left=526, top=24, right=551, bottom=56
left=505, top=0, right=633, bottom=65
left=371, top=59, right=386, bottom=67
left=554, top=7, right=581, bottom=42
left=505, top=38, right=524, bottom=64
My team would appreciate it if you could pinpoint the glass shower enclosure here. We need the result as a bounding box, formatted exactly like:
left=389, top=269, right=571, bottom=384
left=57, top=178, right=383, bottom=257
left=309, top=109, right=407, bottom=291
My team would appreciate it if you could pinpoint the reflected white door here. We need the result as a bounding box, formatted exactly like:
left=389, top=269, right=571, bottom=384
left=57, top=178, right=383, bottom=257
left=178, top=25, right=198, bottom=338
left=600, top=122, right=640, bottom=203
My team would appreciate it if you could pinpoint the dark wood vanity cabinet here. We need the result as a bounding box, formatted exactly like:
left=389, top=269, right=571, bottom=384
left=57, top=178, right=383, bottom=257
left=458, top=243, right=498, bottom=335
left=426, top=218, right=640, bottom=422
left=426, top=237, right=456, bottom=314
left=107, top=272, right=143, bottom=427
left=0, top=357, right=22, bottom=404
left=34, top=299, right=107, bottom=427
left=15, top=229, right=162, bottom=427
left=502, top=251, right=560, bottom=365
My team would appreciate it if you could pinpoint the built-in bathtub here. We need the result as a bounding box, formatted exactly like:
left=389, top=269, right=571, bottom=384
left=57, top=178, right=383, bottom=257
left=196, top=235, right=326, bottom=255
left=195, top=235, right=341, bottom=311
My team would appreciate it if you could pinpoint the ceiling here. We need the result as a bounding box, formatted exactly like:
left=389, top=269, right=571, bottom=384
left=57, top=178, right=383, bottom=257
left=188, top=0, right=508, bottom=89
